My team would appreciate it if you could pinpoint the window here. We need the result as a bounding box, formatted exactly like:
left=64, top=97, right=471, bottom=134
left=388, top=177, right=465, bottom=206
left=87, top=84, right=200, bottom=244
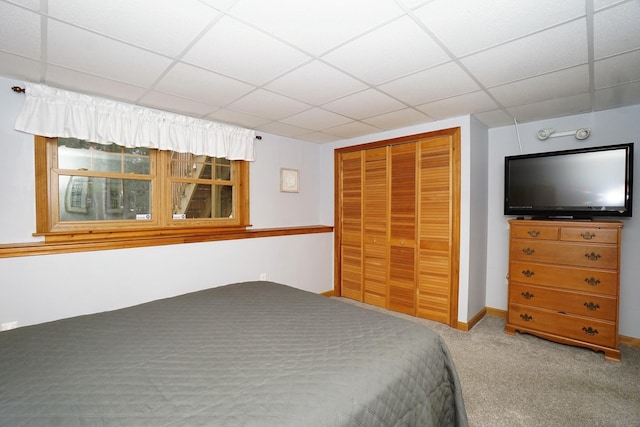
left=35, top=136, right=249, bottom=240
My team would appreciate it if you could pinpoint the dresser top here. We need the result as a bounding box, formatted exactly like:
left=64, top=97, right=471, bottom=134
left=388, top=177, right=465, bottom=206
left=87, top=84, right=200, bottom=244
left=508, top=219, right=624, bottom=230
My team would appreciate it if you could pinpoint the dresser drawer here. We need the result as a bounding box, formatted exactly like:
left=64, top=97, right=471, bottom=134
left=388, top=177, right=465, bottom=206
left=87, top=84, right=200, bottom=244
left=511, top=225, right=559, bottom=240
left=508, top=304, right=616, bottom=348
left=560, top=227, right=619, bottom=244
left=509, top=283, right=617, bottom=321
left=510, top=240, right=618, bottom=269
left=509, top=261, right=618, bottom=295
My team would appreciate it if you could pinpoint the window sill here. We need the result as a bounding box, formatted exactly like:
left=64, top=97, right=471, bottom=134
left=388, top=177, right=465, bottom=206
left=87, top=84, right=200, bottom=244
left=0, top=225, right=334, bottom=258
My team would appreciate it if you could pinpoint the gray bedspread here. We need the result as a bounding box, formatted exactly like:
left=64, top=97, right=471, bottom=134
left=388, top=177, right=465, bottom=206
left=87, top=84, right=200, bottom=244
left=0, top=281, right=467, bottom=426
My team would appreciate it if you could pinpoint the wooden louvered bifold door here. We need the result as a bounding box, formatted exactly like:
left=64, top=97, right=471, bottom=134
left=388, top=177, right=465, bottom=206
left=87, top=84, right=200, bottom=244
left=339, top=151, right=363, bottom=301
left=417, top=136, right=455, bottom=324
left=362, top=147, right=389, bottom=308
left=335, top=128, right=460, bottom=327
left=388, top=143, right=417, bottom=315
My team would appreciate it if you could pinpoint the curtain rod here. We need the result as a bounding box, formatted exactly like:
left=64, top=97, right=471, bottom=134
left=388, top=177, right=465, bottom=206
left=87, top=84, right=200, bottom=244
left=10, top=86, right=262, bottom=139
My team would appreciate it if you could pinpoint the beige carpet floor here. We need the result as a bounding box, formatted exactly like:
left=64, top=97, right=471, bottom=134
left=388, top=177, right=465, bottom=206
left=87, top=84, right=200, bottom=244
left=335, top=298, right=640, bottom=427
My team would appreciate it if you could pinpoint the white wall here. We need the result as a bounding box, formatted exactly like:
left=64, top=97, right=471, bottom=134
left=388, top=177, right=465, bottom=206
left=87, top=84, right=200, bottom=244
left=486, top=105, right=640, bottom=339
left=318, top=116, right=490, bottom=324
left=467, top=116, right=489, bottom=319
left=0, top=75, right=333, bottom=328
left=249, top=132, right=325, bottom=228
left=0, top=78, right=39, bottom=244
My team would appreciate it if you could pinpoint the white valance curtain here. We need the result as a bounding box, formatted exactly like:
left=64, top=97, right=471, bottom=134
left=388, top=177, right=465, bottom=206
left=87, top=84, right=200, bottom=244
left=14, top=83, right=256, bottom=161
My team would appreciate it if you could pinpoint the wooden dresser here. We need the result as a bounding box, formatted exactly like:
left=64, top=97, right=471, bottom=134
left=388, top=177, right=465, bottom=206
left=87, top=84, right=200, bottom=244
left=505, top=219, right=623, bottom=361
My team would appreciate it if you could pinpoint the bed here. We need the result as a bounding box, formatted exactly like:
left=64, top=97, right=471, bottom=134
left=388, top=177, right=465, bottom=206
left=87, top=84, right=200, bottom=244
left=0, top=281, right=467, bottom=426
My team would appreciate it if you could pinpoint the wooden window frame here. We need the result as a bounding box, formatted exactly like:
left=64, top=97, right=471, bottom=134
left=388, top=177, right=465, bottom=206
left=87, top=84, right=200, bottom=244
left=34, top=136, right=250, bottom=244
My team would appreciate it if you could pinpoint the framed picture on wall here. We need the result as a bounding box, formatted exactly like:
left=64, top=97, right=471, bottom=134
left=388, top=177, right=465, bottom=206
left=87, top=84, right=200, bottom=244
left=280, top=168, right=299, bottom=193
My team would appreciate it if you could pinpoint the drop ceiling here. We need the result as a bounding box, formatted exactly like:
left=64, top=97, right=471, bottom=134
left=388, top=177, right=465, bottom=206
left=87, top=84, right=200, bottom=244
left=1, top=0, right=639, bottom=143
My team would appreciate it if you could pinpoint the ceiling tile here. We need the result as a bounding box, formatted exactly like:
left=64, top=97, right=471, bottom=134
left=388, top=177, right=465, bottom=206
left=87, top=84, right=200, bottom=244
left=47, top=20, right=172, bottom=87
left=417, top=91, right=500, bottom=119
left=461, top=19, right=588, bottom=87
left=472, top=109, right=515, bottom=128
left=154, top=63, right=254, bottom=106
left=255, top=121, right=313, bottom=138
left=45, top=66, right=148, bottom=103
left=205, top=109, right=271, bottom=129
left=488, top=66, right=589, bottom=108
left=0, top=52, right=41, bottom=82
left=402, top=0, right=431, bottom=9
left=595, top=50, right=640, bottom=89
left=322, top=16, right=450, bottom=85
left=379, top=61, right=479, bottom=105
left=265, top=61, right=367, bottom=105
left=281, top=108, right=352, bottom=131
left=138, top=91, right=218, bottom=117
left=8, top=0, right=40, bottom=11
left=362, top=108, right=433, bottom=130
left=593, top=0, right=627, bottom=11
left=323, top=89, right=406, bottom=120
left=296, top=132, right=341, bottom=143
left=594, top=2, right=640, bottom=59
left=227, top=89, right=310, bottom=120
left=0, top=2, right=41, bottom=59
left=182, top=16, right=311, bottom=86
left=323, top=121, right=382, bottom=139
left=508, top=93, right=592, bottom=123
left=226, top=0, right=405, bottom=56
left=414, top=0, right=586, bottom=56
left=47, top=0, right=218, bottom=57
left=198, top=0, right=238, bottom=11
left=595, top=81, right=640, bottom=111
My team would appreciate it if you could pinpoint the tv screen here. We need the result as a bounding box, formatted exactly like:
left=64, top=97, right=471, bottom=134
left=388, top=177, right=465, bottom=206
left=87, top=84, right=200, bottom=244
left=504, top=143, right=634, bottom=218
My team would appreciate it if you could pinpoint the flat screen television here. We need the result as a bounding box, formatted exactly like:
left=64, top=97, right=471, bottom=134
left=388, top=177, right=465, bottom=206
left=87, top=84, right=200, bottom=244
left=504, top=143, right=634, bottom=219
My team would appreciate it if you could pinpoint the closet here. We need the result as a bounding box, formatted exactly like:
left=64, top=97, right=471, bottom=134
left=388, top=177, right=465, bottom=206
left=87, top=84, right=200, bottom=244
left=334, top=128, right=460, bottom=326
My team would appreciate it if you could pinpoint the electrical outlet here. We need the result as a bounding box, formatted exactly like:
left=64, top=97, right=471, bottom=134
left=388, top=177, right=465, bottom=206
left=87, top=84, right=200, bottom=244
left=259, top=273, right=267, bottom=280
left=1, top=321, right=18, bottom=331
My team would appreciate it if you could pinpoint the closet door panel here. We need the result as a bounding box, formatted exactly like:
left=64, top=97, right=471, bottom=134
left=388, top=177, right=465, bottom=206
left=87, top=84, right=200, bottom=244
left=417, top=136, right=453, bottom=322
left=339, top=151, right=363, bottom=301
left=363, top=147, right=388, bottom=308
left=389, top=143, right=417, bottom=315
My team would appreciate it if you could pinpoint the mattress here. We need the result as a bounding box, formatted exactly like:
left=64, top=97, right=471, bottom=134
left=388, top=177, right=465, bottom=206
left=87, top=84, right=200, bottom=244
left=0, top=281, right=467, bottom=426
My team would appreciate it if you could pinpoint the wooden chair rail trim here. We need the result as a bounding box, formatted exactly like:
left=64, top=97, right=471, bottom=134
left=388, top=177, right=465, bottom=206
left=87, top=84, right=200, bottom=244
left=0, top=225, right=334, bottom=258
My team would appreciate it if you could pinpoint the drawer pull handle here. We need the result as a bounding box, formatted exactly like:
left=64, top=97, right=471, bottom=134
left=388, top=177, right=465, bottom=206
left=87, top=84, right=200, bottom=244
left=521, top=270, right=535, bottom=278
left=521, top=291, right=534, bottom=300
left=584, top=302, right=600, bottom=311
left=582, top=326, right=599, bottom=336
left=585, top=277, right=601, bottom=287
left=520, top=313, right=533, bottom=322
left=527, top=230, right=540, bottom=237
left=584, top=252, right=601, bottom=261
left=522, top=248, right=535, bottom=256
left=580, top=231, right=596, bottom=240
